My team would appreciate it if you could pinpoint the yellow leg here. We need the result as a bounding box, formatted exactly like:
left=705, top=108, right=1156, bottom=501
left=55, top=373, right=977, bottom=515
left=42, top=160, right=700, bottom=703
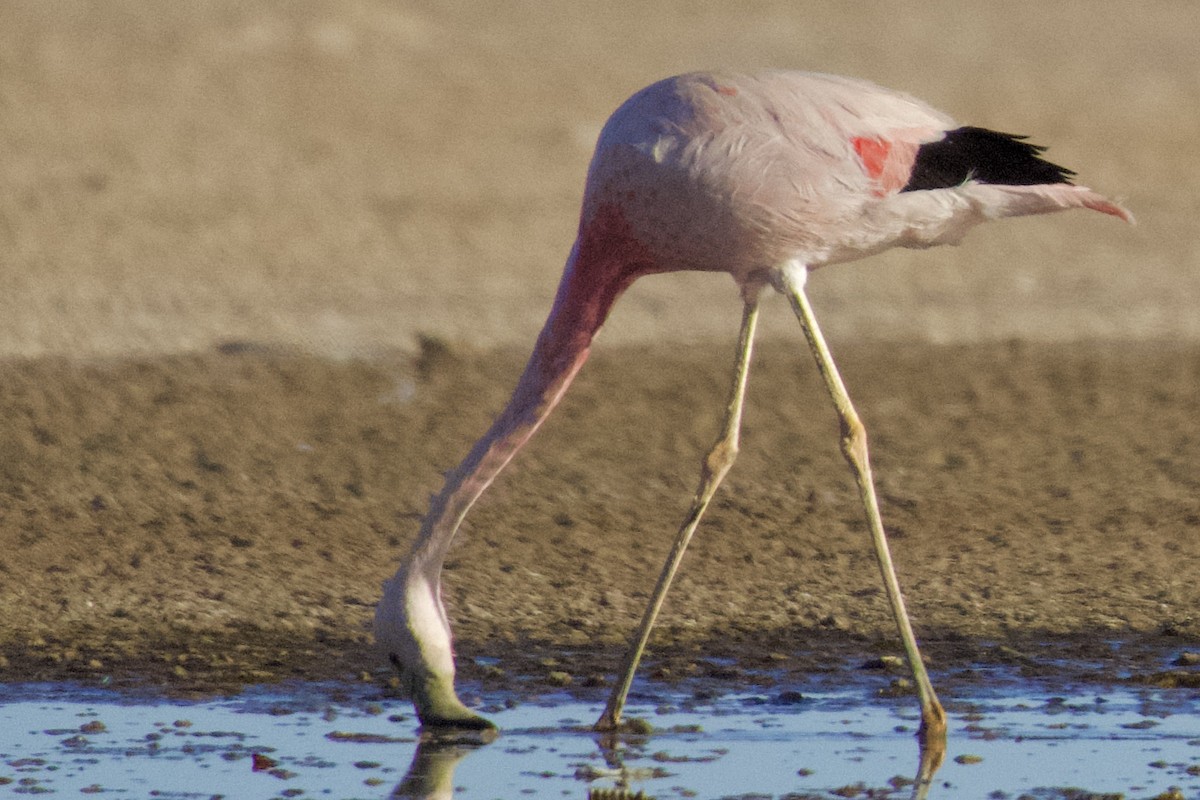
left=594, top=295, right=761, bottom=731
left=776, top=263, right=947, bottom=751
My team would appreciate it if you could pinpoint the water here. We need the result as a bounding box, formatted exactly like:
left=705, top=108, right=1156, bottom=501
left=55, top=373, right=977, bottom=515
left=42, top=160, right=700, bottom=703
left=2, top=678, right=1198, bottom=799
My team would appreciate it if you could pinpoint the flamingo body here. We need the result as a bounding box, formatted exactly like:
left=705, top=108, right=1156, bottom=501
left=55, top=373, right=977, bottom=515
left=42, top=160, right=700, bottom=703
left=375, top=70, right=1130, bottom=736
left=581, top=71, right=1127, bottom=287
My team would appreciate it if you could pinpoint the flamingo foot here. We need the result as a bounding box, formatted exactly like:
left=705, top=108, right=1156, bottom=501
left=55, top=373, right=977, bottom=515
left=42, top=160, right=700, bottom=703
left=916, top=702, right=947, bottom=783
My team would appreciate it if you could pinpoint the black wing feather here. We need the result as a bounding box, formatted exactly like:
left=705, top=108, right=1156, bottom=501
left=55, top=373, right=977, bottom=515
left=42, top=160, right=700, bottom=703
left=901, top=126, right=1076, bottom=192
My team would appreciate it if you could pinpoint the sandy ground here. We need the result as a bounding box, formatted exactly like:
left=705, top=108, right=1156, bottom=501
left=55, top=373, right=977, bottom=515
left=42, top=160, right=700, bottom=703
left=2, top=340, right=1199, bottom=694
left=1, top=2, right=1199, bottom=696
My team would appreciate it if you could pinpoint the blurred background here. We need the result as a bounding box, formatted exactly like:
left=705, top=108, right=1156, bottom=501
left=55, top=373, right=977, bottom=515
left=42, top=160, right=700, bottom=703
left=0, top=0, right=1194, bottom=359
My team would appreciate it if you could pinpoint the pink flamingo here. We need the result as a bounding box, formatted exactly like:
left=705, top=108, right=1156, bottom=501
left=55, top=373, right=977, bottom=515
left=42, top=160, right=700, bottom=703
left=375, top=70, right=1131, bottom=751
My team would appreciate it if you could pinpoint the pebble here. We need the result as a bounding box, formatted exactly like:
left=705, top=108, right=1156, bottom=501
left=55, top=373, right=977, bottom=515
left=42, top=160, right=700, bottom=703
left=623, top=718, right=653, bottom=735
left=860, top=655, right=904, bottom=670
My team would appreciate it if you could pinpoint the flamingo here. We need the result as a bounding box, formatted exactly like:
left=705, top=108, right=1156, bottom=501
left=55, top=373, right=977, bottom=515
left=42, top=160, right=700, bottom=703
left=375, top=70, right=1131, bottom=752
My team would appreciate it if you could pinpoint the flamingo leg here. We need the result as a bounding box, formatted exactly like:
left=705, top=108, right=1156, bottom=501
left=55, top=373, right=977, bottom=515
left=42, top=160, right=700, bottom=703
left=776, top=262, right=947, bottom=753
left=594, top=293, right=761, bottom=732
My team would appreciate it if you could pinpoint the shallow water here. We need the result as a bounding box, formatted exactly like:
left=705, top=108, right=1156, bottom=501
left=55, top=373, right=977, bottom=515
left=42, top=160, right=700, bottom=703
left=1, top=676, right=1198, bottom=799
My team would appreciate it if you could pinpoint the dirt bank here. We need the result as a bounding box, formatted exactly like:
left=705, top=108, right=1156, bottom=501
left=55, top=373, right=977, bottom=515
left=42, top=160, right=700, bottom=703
left=2, top=340, right=1197, bottom=694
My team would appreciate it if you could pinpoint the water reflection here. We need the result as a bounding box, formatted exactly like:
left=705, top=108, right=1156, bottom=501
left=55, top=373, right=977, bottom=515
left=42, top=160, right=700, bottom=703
left=914, top=733, right=943, bottom=800
left=388, top=711, right=946, bottom=800
left=2, top=680, right=1198, bottom=798
left=390, top=728, right=496, bottom=799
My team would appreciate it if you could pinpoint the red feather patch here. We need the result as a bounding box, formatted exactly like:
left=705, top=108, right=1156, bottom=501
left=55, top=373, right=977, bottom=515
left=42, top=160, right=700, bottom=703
left=852, top=136, right=891, bottom=181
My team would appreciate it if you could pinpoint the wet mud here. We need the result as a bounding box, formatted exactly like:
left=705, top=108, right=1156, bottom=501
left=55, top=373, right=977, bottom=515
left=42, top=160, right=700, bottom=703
left=1, top=341, right=1198, bottom=698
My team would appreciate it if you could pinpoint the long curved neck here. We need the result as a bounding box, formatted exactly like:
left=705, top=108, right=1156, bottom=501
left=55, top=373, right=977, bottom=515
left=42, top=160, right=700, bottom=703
left=409, top=215, right=647, bottom=574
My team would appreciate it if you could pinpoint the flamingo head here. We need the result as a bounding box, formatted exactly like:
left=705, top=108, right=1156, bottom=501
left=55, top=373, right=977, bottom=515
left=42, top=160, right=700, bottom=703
left=374, top=563, right=494, bottom=729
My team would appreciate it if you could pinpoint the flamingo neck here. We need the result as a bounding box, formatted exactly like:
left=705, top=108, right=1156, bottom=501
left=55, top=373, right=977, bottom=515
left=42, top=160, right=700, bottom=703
left=410, top=206, right=652, bottom=573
